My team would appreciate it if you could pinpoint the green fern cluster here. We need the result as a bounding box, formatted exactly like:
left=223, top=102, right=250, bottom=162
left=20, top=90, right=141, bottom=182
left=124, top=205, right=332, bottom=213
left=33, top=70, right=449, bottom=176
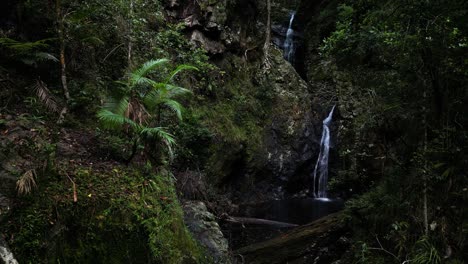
left=0, top=38, right=58, bottom=65
left=97, top=59, right=197, bottom=162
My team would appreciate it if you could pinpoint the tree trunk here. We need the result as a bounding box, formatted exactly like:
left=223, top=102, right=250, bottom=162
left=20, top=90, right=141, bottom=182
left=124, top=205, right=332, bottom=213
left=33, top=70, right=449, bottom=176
left=224, top=216, right=299, bottom=228
left=127, top=0, right=134, bottom=68
left=124, top=139, right=139, bottom=165
left=56, top=0, right=70, bottom=124
left=423, top=86, right=429, bottom=235
left=262, top=0, right=271, bottom=69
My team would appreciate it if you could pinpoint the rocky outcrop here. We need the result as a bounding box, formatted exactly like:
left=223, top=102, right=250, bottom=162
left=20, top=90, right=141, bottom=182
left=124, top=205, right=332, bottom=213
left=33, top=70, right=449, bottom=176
left=182, top=201, right=231, bottom=263
left=256, top=51, right=322, bottom=197
left=0, top=193, right=15, bottom=264
left=236, top=212, right=350, bottom=264
left=165, top=0, right=330, bottom=201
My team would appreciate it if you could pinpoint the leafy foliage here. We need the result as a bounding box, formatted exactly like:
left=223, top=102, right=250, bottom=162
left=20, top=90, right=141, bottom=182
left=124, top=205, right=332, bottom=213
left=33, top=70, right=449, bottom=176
left=97, top=59, right=196, bottom=164
left=319, top=0, right=468, bottom=262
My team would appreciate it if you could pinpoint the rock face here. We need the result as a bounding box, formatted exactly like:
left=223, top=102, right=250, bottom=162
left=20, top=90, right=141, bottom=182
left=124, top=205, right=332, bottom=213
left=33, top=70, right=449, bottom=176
left=182, top=201, right=231, bottom=263
left=167, top=0, right=330, bottom=201
left=259, top=52, right=321, bottom=196
left=235, top=212, right=349, bottom=264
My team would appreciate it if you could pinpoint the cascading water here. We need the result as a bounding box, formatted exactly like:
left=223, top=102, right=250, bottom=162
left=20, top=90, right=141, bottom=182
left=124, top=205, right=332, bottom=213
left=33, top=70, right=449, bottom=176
left=283, top=11, right=296, bottom=63
left=312, top=105, right=336, bottom=199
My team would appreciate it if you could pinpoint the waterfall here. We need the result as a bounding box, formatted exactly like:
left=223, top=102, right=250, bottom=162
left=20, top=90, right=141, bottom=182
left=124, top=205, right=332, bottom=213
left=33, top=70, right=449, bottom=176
left=284, top=11, right=296, bottom=63
left=312, top=105, right=336, bottom=199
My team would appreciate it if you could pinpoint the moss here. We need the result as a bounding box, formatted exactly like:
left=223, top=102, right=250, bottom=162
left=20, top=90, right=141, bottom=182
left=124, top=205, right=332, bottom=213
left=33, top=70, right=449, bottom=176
left=1, top=165, right=210, bottom=263
left=189, top=55, right=272, bottom=185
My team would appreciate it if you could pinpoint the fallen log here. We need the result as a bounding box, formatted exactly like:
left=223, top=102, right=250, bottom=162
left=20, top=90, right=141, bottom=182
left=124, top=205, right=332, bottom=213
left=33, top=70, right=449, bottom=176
left=224, top=217, right=299, bottom=228
left=235, top=212, right=349, bottom=264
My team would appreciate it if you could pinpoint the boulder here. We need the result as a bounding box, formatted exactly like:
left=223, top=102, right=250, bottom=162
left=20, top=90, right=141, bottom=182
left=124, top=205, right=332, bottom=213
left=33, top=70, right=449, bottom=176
left=182, top=201, right=231, bottom=263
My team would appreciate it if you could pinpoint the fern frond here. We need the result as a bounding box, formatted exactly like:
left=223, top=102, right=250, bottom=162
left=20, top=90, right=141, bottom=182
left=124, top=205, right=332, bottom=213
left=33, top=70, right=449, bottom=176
left=0, top=38, right=54, bottom=54
left=130, top=59, right=169, bottom=86
left=166, top=64, right=198, bottom=83
left=33, top=79, right=60, bottom=113
left=16, top=169, right=37, bottom=195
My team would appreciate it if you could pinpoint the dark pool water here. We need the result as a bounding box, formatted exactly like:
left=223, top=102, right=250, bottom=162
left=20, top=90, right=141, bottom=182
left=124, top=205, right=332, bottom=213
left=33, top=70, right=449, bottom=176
left=222, top=198, right=344, bottom=249
left=240, top=198, right=344, bottom=225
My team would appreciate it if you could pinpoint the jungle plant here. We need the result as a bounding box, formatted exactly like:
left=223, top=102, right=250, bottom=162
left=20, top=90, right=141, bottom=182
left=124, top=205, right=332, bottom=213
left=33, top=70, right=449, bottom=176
left=411, top=237, right=442, bottom=264
left=97, top=58, right=197, bottom=165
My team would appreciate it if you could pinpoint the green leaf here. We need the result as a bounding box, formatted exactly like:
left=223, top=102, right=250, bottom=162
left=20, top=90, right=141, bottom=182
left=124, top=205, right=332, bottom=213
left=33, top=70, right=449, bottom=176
left=162, top=99, right=184, bottom=120
left=130, top=59, right=169, bottom=86
left=165, top=64, right=198, bottom=83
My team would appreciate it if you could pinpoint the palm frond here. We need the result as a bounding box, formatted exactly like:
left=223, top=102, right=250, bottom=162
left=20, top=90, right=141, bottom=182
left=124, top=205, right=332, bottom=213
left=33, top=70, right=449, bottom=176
left=103, top=96, right=129, bottom=116
left=165, top=64, right=198, bottom=83
left=165, top=84, right=192, bottom=98
left=140, top=127, right=175, bottom=144
left=162, top=99, right=184, bottom=120
left=34, top=52, right=59, bottom=62
left=130, top=59, right=169, bottom=86
left=81, top=36, right=104, bottom=46
left=97, top=109, right=143, bottom=132
left=16, top=169, right=37, bottom=195
left=33, top=79, right=60, bottom=113
left=97, top=109, right=126, bottom=130
left=144, top=84, right=190, bottom=111
left=126, top=99, right=150, bottom=125
left=144, top=89, right=163, bottom=110
left=133, top=76, right=159, bottom=87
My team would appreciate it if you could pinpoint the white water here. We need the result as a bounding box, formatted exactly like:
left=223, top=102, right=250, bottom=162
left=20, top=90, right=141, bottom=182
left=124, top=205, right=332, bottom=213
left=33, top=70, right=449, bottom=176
left=312, top=105, right=336, bottom=198
left=284, top=12, right=296, bottom=63
left=0, top=236, right=18, bottom=264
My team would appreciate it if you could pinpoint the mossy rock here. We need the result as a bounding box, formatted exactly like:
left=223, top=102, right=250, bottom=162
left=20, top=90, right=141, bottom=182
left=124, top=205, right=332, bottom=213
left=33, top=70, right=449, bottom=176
left=1, top=166, right=211, bottom=264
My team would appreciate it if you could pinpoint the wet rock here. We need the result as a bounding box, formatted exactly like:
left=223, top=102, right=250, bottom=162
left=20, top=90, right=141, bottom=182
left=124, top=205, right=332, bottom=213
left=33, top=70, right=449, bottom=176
left=190, top=30, right=226, bottom=54
left=0, top=193, right=12, bottom=222
left=182, top=201, right=230, bottom=263
left=0, top=235, right=18, bottom=264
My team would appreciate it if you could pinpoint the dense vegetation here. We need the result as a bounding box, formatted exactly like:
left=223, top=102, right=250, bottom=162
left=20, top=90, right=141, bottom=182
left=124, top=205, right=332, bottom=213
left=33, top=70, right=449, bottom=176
left=317, top=0, right=468, bottom=262
left=0, top=0, right=466, bottom=263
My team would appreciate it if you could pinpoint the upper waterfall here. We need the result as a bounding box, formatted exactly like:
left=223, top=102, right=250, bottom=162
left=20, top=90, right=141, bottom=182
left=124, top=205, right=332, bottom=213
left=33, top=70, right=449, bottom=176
left=283, top=11, right=296, bottom=63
